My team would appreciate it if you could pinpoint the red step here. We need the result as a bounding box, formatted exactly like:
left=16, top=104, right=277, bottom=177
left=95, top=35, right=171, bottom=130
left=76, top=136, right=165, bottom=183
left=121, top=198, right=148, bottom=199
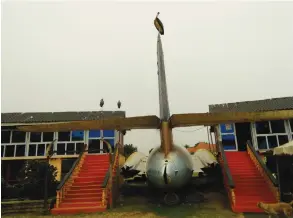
left=63, top=196, right=102, bottom=203
left=66, top=192, right=102, bottom=199
left=223, top=151, right=278, bottom=213
left=59, top=201, right=103, bottom=208
left=66, top=188, right=103, bottom=195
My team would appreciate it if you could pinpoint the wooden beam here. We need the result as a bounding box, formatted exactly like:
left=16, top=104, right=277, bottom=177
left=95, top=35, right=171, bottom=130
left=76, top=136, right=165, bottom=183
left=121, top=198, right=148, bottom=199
left=170, top=110, right=293, bottom=128
left=17, top=115, right=161, bottom=132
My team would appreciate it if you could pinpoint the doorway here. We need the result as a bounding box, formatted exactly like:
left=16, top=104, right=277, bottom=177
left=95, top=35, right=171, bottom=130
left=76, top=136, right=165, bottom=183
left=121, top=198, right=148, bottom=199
left=88, top=139, right=102, bottom=154
left=235, top=123, right=252, bottom=151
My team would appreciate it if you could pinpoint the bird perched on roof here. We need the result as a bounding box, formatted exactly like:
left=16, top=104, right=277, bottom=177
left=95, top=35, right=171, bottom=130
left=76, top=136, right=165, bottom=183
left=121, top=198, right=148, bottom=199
left=100, top=98, right=104, bottom=108
left=117, top=100, right=122, bottom=109
left=154, top=12, right=164, bottom=35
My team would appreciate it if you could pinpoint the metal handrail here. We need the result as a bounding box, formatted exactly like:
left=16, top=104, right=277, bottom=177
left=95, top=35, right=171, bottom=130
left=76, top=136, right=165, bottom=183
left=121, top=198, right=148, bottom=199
left=247, top=141, right=278, bottom=187
left=217, top=141, right=235, bottom=188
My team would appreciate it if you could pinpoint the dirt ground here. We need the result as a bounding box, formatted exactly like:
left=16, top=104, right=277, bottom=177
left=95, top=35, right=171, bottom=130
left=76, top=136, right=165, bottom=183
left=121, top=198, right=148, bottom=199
left=3, top=192, right=269, bottom=218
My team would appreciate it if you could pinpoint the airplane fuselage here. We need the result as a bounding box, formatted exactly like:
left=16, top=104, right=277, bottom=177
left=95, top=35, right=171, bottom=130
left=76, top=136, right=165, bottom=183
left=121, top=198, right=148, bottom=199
left=146, top=144, right=194, bottom=189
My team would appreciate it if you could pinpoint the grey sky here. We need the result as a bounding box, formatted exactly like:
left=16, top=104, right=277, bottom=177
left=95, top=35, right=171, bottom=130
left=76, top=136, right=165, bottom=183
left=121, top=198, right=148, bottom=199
left=2, top=1, right=293, bottom=154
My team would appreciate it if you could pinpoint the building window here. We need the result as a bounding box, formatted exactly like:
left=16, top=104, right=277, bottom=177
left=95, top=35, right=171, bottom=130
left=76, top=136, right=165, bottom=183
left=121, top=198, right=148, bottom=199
left=1, top=130, right=27, bottom=157
left=1, top=130, right=11, bottom=143
left=28, top=132, right=55, bottom=156
left=103, top=130, right=115, bottom=138
left=11, top=131, right=26, bottom=143
left=15, top=144, right=26, bottom=157
left=5, top=145, right=15, bottom=157
left=89, top=130, right=101, bottom=138
left=255, top=120, right=289, bottom=150
left=56, top=130, right=85, bottom=155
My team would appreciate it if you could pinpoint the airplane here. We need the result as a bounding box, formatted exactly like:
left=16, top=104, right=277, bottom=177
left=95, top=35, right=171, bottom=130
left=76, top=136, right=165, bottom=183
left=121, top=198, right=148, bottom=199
left=17, top=13, right=293, bottom=205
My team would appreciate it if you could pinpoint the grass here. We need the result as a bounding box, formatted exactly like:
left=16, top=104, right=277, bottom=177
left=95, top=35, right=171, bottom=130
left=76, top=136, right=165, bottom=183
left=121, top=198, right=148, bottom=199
left=2, top=193, right=268, bottom=218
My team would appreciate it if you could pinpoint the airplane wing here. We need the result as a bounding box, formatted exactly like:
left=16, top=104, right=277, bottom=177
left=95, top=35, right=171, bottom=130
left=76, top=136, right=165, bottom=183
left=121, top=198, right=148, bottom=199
left=169, top=110, right=293, bottom=128
left=17, top=115, right=161, bottom=132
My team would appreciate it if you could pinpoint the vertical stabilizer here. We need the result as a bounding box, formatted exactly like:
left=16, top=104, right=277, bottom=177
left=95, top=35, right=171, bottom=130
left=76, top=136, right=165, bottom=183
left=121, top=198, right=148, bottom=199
left=157, top=34, right=170, bottom=121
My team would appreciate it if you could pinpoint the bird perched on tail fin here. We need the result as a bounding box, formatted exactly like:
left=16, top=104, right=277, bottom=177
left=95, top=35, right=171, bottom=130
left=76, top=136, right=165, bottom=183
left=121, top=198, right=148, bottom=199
left=154, top=12, right=164, bottom=35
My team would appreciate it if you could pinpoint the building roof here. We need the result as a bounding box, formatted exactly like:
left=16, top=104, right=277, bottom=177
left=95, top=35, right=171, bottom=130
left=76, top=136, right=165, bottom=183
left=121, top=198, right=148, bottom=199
left=209, top=96, right=293, bottom=113
left=1, top=111, right=126, bottom=124
left=187, top=142, right=216, bottom=153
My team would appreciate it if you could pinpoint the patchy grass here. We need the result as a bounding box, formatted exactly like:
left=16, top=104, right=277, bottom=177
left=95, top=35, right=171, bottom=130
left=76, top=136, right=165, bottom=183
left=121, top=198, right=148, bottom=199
left=2, top=193, right=267, bottom=218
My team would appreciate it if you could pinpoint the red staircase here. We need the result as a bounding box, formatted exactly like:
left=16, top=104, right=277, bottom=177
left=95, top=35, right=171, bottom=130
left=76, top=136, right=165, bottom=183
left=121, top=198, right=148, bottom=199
left=51, top=154, right=110, bottom=215
left=225, top=151, right=277, bottom=213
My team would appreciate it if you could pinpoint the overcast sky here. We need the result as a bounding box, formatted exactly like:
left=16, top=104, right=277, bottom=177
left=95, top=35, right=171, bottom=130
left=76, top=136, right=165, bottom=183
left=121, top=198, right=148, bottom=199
left=2, top=1, right=293, bottom=154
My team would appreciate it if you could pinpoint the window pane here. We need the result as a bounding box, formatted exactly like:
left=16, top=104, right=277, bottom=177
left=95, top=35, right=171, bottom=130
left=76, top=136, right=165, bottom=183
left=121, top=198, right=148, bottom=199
left=30, top=132, right=42, bottom=142
left=1, top=145, right=5, bottom=157
left=57, top=143, right=66, bottom=155
left=103, top=130, right=115, bottom=137
left=43, top=132, right=54, bottom=142
left=1, top=131, right=11, bottom=143
left=106, top=139, right=115, bottom=147
left=267, top=136, right=278, bottom=149
left=28, top=144, right=37, bottom=156
left=257, top=136, right=267, bottom=150
left=15, top=144, right=26, bottom=157
left=103, top=139, right=115, bottom=153
left=71, top=131, right=84, bottom=141
left=255, top=121, right=270, bottom=134
left=5, top=145, right=15, bottom=157
left=76, top=143, right=84, bottom=154
left=58, top=132, right=70, bottom=141
left=66, top=143, right=75, bottom=155
left=270, top=120, right=285, bottom=133
left=11, top=131, right=26, bottom=143
left=37, top=144, right=45, bottom=156
left=278, top=135, right=289, bottom=146
left=89, top=130, right=100, bottom=138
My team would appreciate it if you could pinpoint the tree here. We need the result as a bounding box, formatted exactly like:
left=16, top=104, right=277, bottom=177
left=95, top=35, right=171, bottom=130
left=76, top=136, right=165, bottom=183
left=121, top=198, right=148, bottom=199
left=17, top=160, right=59, bottom=200
left=124, top=144, right=138, bottom=158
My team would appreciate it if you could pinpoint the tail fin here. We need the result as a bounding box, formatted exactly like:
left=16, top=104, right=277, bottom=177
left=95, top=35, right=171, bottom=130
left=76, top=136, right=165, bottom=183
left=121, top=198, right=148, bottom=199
left=157, top=33, right=170, bottom=121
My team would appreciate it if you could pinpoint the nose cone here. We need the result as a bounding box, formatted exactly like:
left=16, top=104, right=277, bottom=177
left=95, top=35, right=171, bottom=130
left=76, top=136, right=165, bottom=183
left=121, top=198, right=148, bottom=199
left=146, top=145, right=193, bottom=189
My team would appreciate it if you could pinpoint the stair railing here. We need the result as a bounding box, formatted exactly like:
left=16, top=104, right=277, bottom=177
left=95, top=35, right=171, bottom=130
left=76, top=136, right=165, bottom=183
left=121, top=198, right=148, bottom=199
left=55, top=144, right=88, bottom=208
left=217, top=141, right=236, bottom=208
left=101, top=142, right=120, bottom=209
left=246, top=140, right=280, bottom=201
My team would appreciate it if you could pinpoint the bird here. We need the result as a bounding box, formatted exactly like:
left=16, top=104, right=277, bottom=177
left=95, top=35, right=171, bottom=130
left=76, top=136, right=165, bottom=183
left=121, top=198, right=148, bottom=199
left=100, top=98, right=104, bottom=108
left=154, top=12, right=164, bottom=35
left=117, top=100, right=122, bottom=109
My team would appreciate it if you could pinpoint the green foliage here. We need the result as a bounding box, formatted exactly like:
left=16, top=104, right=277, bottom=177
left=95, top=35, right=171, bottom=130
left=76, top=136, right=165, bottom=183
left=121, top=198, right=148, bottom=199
left=14, top=160, right=59, bottom=200
left=124, top=144, right=138, bottom=158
